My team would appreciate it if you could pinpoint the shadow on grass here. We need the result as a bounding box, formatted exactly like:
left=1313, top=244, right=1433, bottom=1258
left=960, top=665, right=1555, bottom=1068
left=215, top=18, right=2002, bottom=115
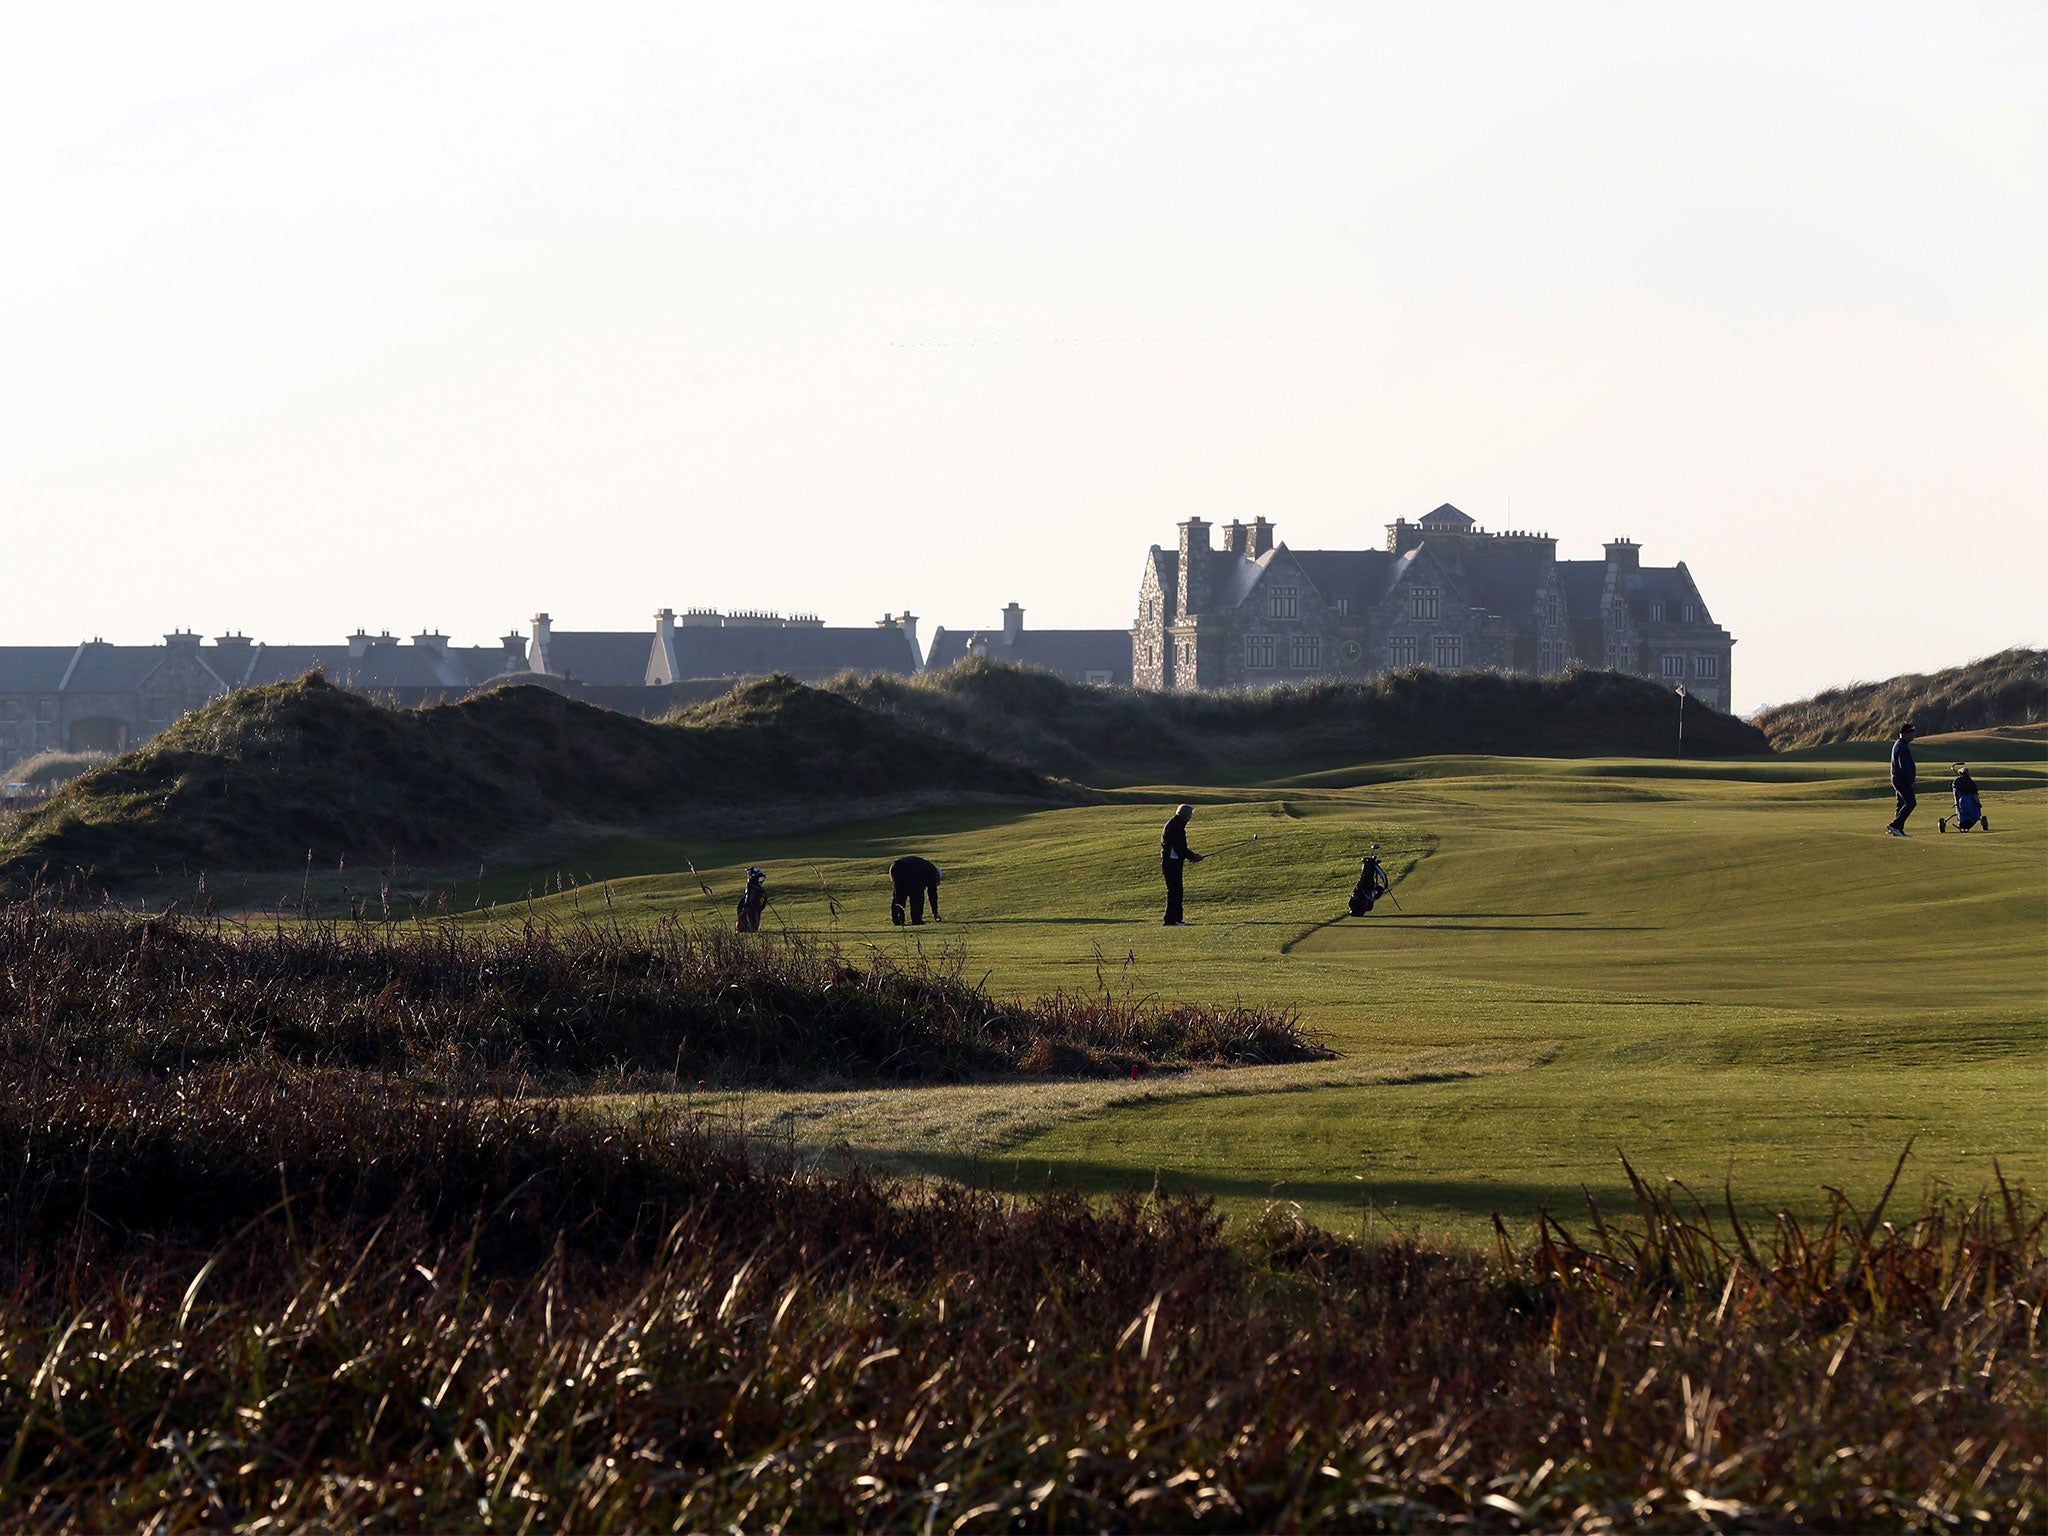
left=962, top=1158, right=1641, bottom=1228
left=1364, top=922, right=1661, bottom=933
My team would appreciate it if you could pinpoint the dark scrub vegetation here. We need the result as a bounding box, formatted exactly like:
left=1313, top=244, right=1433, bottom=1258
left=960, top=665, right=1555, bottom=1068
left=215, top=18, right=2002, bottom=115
left=0, top=906, right=1321, bottom=1084
left=832, top=655, right=1771, bottom=782
left=0, top=1065, right=2037, bottom=1530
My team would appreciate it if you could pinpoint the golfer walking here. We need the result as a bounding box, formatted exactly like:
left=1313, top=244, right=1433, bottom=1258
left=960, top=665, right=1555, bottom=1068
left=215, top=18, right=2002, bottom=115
left=1886, top=722, right=1918, bottom=837
left=1160, top=802, right=1203, bottom=925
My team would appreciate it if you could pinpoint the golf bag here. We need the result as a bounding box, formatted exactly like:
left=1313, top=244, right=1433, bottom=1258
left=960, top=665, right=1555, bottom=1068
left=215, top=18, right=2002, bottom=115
left=1942, top=767, right=1990, bottom=833
left=735, top=868, right=767, bottom=933
left=1348, top=856, right=1390, bottom=916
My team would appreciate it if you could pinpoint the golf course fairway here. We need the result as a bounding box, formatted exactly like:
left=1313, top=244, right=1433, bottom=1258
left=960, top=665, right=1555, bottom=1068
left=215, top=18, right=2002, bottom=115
left=504, top=730, right=2046, bottom=1245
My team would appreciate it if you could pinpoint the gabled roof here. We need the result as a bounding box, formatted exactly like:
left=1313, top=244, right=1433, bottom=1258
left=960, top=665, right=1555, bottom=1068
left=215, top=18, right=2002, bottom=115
left=925, top=629, right=1132, bottom=683
left=62, top=644, right=170, bottom=693
left=1419, top=503, right=1475, bottom=528
left=546, top=633, right=656, bottom=686
left=1143, top=546, right=1178, bottom=615
left=1210, top=549, right=1272, bottom=610
left=1624, top=567, right=1707, bottom=621
left=451, top=646, right=524, bottom=685
left=0, top=646, right=79, bottom=694
left=1291, top=549, right=1399, bottom=608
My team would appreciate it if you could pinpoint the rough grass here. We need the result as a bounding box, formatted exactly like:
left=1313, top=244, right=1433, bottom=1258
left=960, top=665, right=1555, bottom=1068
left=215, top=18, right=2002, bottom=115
left=829, top=655, right=1769, bottom=781
left=0, top=749, right=107, bottom=792
left=0, top=672, right=1070, bottom=894
left=1755, top=647, right=2047, bottom=748
left=0, top=1065, right=2038, bottom=1529
left=0, top=905, right=1323, bottom=1085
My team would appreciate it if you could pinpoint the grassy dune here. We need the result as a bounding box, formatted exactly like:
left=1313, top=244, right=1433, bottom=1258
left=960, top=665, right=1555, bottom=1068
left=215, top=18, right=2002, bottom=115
left=1755, top=646, right=2046, bottom=748
left=487, top=727, right=2047, bottom=1244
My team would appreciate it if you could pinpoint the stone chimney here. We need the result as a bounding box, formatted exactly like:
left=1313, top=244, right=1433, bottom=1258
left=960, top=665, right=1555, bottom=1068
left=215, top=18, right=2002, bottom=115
left=411, top=631, right=448, bottom=657
left=899, top=611, right=920, bottom=664
left=500, top=633, right=528, bottom=670
left=1001, top=602, right=1022, bottom=645
left=1177, top=518, right=1213, bottom=618
left=529, top=613, right=552, bottom=674
left=164, top=629, right=202, bottom=654
left=1604, top=538, right=1641, bottom=573
left=1221, top=520, right=1249, bottom=557
left=347, top=629, right=373, bottom=658
left=650, top=609, right=679, bottom=686
left=1248, top=516, right=1275, bottom=557
left=1386, top=518, right=1423, bottom=556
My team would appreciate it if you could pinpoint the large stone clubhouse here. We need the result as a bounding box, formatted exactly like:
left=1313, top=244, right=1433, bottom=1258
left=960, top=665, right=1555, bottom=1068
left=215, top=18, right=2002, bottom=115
left=0, top=503, right=1732, bottom=762
left=1133, top=504, right=1733, bottom=709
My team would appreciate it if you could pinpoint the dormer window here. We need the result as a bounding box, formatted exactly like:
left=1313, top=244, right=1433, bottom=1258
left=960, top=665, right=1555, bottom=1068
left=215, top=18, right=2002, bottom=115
left=1648, top=601, right=1667, bottom=624
left=1682, top=602, right=1699, bottom=623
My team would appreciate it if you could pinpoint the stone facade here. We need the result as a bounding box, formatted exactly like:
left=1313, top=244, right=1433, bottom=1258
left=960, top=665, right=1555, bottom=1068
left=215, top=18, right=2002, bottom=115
left=1131, top=503, right=1735, bottom=709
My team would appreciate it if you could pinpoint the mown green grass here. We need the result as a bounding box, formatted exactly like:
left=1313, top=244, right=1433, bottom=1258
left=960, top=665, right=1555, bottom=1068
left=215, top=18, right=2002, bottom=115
left=498, top=729, right=2048, bottom=1244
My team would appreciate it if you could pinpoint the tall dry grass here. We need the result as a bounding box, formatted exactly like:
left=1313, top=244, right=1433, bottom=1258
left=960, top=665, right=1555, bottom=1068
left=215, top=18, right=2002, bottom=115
left=0, top=904, right=1321, bottom=1084
left=0, top=1068, right=2037, bottom=1529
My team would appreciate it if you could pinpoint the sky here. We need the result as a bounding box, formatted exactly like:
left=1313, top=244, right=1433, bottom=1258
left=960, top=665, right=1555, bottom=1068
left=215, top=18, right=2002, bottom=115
left=2, top=1, right=2042, bottom=711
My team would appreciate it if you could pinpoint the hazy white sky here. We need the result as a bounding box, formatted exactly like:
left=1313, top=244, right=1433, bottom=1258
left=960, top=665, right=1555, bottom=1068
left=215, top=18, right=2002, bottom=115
left=3, top=1, right=2042, bottom=709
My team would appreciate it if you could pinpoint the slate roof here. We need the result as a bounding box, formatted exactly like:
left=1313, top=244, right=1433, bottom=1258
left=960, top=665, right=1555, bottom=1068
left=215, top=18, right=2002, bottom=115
left=667, top=626, right=916, bottom=679
left=1457, top=546, right=1552, bottom=617
left=1291, top=550, right=1400, bottom=608
left=62, top=645, right=171, bottom=694
left=0, top=647, right=79, bottom=694
left=240, top=645, right=467, bottom=690
left=1209, top=550, right=1271, bottom=610
left=1556, top=560, right=1608, bottom=618
left=545, top=633, right=656, bottom=686
left=1623, top=567, right=1703, bottom=621
left=1420, top=503, right=1476, bottom=528
left=452, top=646, right=525, bottom=685
left=925, top=629, right=1132, bottom=684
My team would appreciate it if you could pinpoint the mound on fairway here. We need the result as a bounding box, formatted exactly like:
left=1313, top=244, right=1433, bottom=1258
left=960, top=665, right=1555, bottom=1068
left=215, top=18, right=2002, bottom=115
left=0, top=674, right=1073, bottom=893
left=832, top=656, right=1769, bottom=780
left=1756, top=646, right=2047, bottom=748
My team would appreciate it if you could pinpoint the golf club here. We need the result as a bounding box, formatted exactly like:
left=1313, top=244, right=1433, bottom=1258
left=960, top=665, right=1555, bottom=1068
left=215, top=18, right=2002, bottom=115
left=1369, top=843, right=1403, bottom=910
left=1204, top=833, right=1263, bottom=858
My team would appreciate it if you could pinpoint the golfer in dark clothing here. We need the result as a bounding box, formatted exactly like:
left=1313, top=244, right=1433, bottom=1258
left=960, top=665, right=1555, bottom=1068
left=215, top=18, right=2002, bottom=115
left=1160, top=803, right=1203, bottom=926
left=888, top=856, right=942, bottom=925
left=1886, top=722, right=1918, bottom=837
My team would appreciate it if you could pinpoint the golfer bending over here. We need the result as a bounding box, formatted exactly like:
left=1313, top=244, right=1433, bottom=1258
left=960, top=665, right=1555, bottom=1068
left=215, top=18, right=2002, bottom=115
left=888, top=855, right=943, bottom=925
